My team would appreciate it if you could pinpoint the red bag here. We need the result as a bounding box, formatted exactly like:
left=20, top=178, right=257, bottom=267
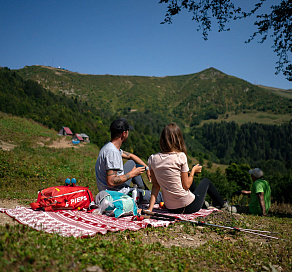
left=30, top=185, right=94, bottom=212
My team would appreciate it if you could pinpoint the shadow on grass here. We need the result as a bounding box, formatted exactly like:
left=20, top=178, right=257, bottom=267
left=270, top=202, right=292, bottom=218
left=270, top=212, right=292, bottom=219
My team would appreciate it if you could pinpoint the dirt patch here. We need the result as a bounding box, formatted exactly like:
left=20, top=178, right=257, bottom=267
left=140, top=224, right=224, bottom=248
left=0, top=140, right=17, bottom=151
left=0, top=199, right=21, bottom=226
left=140, top=214, right=270, bottom=248
left=35, top=136, right=50, bottom=147
left=41, top=136, right=86, bottom=149
left=1, top=137, right=86, bottom=151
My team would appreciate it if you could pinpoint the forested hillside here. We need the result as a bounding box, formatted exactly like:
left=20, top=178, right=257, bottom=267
left=190, top=122, right=292, bottom=167
left=16, top=65, right=292, bottom=126
left=0, top=67, right=109, bottom=147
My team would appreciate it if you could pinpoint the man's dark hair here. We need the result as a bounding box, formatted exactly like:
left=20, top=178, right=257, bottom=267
left=110, top=118, right=132, bottom=139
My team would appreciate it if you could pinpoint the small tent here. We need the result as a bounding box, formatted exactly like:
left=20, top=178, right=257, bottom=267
left=58, top=127, right=73, bottom=136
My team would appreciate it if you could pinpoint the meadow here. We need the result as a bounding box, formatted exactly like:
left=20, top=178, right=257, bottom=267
left=201, top=111, right=292, bottom=126
left=0, top=113, right=291, bottom=272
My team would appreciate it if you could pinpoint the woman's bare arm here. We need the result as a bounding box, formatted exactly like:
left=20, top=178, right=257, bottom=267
left=181, top=164, right=202, bottom=190
left=148, top=170, right=160, bottom=211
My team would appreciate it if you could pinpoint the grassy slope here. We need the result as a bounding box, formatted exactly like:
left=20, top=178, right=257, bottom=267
left=0, top=113, right=291, bottom=271
left=0, top=112, right=100, bottom=201
left=201, top=111, right=292, bottom=126
left=258, top=85, right=292, bottom=99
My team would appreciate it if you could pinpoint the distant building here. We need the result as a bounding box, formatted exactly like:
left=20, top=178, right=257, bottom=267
left=80, top=133, right=90, bottom=142
left=72, top=133, right=83, bottom=142
left=72, top=133, right=90, bottom=143
left=58, top=127, right=73, bottom=136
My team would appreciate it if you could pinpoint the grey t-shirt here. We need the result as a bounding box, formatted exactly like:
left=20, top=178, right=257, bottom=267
left=95, top=142, right=124, bottom=191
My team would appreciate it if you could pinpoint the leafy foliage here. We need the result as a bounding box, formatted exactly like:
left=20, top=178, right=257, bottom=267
left=159, top=0, right=242, bottom=38
left=246, top=0, right=292, bottom=80
left=225, top=163, right=252, bottom=190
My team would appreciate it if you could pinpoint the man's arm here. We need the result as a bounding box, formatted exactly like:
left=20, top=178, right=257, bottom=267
left=122, top=150, right=151, bottom=181
left=106, top=168, right=145, bottom=187
left=122, top=151, right=146, bottom=166
left=256, top=192, right=267, bottom=216
left=106, top=170, right=131, bottom=187
left=233, top=190, right=251, bottom=196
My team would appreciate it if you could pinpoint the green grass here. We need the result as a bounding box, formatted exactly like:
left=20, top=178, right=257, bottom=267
left=201, top=111, right=292, bottom=126
left=0, top=144, right=99, bottom=202
left=0, top=113, right=99, bottom=203
left=258, top=85, right=292, bottom=99
left=0, top=114, right=291, bottom=271
left=0, top=112, right=58, bottom=143
left=1, top=213, right=291, bottom=272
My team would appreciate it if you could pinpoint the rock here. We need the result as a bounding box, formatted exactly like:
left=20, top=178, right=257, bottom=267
left=86, top=265, right=104, bottom=272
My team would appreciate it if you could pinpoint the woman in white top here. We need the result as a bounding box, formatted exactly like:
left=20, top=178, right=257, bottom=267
left=148, top=123, right=226, bottom=214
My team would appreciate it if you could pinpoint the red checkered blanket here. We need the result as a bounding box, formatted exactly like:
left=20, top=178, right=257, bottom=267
left=0, top=206, right=217, bottom=238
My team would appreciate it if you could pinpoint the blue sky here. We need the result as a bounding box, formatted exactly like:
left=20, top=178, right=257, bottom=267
left=1, top=0, right=291, bottom=89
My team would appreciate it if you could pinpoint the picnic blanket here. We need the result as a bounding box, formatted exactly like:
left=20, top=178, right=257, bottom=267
left=0, top=206, right=217, bottom=238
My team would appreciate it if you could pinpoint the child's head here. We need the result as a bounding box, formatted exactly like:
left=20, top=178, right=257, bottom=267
left=160, top=123, right=187, bottom=155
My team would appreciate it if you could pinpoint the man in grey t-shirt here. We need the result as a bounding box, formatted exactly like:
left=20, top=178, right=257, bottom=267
left=95, top=141, right=146, bottom=191
left=95, top=118, right=162, bottom=204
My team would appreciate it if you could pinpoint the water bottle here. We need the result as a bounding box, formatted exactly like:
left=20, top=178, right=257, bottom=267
left=71, top=178, right=76, bottom=186
left=65, top=178, right=71, bottom=186
left=132, top=184, right=138, bottom=204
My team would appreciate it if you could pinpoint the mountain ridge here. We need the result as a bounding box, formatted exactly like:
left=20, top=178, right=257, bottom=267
left=16, top=65, right=291, bottom=91
left=15, top=65, right=292, bottom=127
left=16, top=65, right=292, bottom=91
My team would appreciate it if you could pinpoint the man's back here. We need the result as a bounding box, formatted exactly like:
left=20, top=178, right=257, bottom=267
left=95, top=142, right=124, bottom=191
left=249, top=179, right=271, bottom=215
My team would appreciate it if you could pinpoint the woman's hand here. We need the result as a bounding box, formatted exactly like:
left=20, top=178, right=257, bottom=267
left=192, top=164, right=202, bottom=174
left=146, top=168, right=151, bottom=183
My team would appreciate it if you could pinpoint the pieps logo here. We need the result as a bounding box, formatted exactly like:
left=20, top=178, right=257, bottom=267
left=71, top=196, right=87, bottom=204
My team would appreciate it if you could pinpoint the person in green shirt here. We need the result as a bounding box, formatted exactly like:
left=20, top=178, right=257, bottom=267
left=231, top=168, right=271, bottom=216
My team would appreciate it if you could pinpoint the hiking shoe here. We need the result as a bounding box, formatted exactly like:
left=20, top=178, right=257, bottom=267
left=228, top=205, right=238, bottom=213
left=207, top=205, right=217, bottom=210
left=203, top=201, right=210, bottom=209
left=220, top=201, right=238, bottom=213
left=220, top=200, right=231, bottom=210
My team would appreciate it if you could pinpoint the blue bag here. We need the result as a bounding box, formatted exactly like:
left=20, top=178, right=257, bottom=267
left=94, top=190, right=137, bottom=218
